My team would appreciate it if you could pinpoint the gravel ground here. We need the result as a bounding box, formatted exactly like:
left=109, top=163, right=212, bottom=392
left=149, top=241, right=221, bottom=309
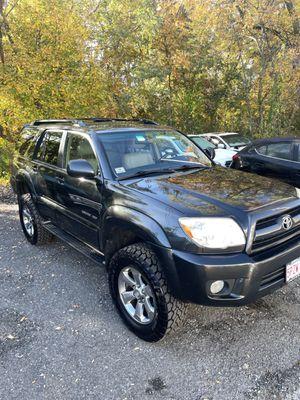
left=0, top=190, right=299, bottom=400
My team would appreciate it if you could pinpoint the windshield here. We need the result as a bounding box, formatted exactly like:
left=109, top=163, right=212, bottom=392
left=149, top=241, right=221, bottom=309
left=189, top=136, right=216, bottom=150
left=220, top=134, right=251, bottom=147
left=97, top=130, right=212, bottom=179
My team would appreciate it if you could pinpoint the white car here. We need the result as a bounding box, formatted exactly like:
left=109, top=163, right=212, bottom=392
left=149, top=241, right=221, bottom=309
left=201, top=132, right=251, bottom=151
left=188, top=135, right=237, bottom=167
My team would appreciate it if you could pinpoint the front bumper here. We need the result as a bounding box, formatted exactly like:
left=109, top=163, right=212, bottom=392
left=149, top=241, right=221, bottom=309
left=171, top=238, right=300, bottom=306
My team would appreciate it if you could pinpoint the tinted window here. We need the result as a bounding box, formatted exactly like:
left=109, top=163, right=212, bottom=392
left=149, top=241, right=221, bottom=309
left=266, top=142, right=292, bottom=160
left=36, top=131, right=62, bottom=166
left=18, top=129, right=40, bottom=157
left=256, top=145, right=267, bottom=155
left=65, top=134, right=98, bottom=173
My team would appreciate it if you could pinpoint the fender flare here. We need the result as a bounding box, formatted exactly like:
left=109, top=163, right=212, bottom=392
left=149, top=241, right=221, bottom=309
left=15, top=170, right=37, bottom=199
left=101, top=205, right=171, bottom=249
left=101, top=206, right=184, bottom=299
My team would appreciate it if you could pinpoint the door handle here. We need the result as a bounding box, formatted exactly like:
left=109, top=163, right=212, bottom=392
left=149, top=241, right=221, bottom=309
left=56, top=176, right=65, bottom=185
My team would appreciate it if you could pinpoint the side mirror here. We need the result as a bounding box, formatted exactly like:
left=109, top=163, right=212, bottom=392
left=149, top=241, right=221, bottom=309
left=67, top=159, right=95, bottom=178
left=217, top=143, right=226, bottom=149
left=204, top=147, right=215, bottom=160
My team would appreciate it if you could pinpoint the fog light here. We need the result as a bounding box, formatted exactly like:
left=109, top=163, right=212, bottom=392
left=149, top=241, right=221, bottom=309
left=210, top=280, right=225, bottom=294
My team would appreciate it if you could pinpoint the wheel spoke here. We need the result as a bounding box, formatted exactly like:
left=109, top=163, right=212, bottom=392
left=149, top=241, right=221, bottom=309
left=144, top=297, right=155, bottom=320
left=134, top=301, right=144, bottom=322
left=23, top=209, right=31, bottom=219
left=22, top=207, right=34, bottom=237
left=121, top=290, right=135, bottom=304
left=143, top=284, right=153, bottom=297
left=120, top=270, right=135, bottom=287
left=131, top=269, right=144, bottom=287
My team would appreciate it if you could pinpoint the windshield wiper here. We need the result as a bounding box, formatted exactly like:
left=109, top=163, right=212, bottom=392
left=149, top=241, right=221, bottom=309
left=118, top=168, right=176, bottom=180
left=172, top=164, right=207, bottom=171
left=118, top=164, right=208, bottom=181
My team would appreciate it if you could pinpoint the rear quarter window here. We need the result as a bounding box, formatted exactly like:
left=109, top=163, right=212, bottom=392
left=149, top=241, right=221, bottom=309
left=18, top=129, right=40, bottom=158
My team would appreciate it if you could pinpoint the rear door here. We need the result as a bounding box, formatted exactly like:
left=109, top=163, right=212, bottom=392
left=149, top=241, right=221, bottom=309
left=33, top=130, right=64, bottom=221
left=254, top=141, right=294, bottom=184
left=54, top=132, right=102, bottom=248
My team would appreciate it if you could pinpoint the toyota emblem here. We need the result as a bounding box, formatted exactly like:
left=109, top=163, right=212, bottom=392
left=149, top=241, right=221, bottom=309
left=282, top=215, right=293, bottom=231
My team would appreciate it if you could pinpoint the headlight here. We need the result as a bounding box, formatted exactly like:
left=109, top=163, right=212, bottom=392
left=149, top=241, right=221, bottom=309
left=179, top=217, right=246, bottom=252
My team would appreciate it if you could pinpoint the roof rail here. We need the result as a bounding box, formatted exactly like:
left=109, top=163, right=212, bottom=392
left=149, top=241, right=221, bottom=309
left=81, top=118, right=159, bottom=125
left=31, top=118, right=159, bottom=127
left=32, top=119, right=85, bottom=127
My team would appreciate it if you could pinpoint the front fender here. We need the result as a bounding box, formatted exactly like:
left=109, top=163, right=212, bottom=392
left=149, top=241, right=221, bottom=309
left=15, top=170, right=37, bottom=199
left=102, top=205, right=171, bottom=249
left=101, top=205, right=185, bottom=299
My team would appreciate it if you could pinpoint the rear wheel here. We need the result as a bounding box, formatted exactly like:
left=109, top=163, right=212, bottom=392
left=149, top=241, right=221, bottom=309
left=19, top=193, right=54, bottom=245
left=108, top=243, right=186, bottom=342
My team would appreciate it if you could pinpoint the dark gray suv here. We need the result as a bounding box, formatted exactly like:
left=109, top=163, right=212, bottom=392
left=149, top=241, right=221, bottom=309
left=11, top=118, right=300, bottom=341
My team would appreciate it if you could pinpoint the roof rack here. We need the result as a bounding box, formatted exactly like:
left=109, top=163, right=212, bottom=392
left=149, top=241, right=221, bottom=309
left=31, top=119, right=85, bottom=127
left=31, top=118, right=159, bottom=127
left=81, top=117, right=159, bottom=125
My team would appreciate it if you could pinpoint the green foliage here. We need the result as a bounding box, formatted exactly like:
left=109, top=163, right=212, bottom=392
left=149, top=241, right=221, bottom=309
left=0, top=0, right=299, bottom=174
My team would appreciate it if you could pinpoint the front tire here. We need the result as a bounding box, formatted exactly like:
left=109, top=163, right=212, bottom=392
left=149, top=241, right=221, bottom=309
left=108, top=243, right=186, bottom=342
left=19, top=193, right=54, bottom=245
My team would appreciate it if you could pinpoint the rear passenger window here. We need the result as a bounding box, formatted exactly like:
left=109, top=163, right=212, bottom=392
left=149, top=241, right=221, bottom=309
left=266, top=142, right=292, bottom=160
left=36, top=131, right=62, bottom=166
left=256, top=145, right=267, bottom=155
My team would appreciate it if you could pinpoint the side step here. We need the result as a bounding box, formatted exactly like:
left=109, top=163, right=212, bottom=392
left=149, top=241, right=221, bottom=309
left=43, top=222, right=105, bottom=266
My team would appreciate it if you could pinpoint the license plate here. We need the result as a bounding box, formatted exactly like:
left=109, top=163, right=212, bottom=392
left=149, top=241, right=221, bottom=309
left=286, top=258, right=300, bottom=283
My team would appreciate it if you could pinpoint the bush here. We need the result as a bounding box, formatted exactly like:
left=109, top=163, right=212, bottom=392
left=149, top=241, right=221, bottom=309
left=0, top=138, right=12, bottom=181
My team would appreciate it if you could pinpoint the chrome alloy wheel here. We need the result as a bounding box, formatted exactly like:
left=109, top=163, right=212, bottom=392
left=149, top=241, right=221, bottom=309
left=22, top=206, right=35, bottom=237
left=118, top=266, right=156, bottom=325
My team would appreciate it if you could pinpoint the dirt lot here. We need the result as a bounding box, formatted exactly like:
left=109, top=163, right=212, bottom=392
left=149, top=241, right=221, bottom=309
left=0, top=193, right=299, bottom=400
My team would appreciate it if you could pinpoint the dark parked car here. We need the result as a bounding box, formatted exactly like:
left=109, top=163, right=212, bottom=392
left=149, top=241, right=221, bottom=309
left=11, top=119, right=300, bottom=341
left=231, top=137, right=300, bottom=187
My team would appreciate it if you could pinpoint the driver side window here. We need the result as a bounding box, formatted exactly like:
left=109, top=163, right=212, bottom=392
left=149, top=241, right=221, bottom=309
left=65, top=134, right=98, bottom=173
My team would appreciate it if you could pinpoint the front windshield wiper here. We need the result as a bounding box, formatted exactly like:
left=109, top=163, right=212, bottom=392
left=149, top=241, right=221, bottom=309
left=118, top=168, right=176, bottom=180
left=172, top=164, right=208, bottom=171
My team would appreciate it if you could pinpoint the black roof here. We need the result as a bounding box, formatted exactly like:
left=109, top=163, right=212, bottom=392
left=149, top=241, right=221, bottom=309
left=251, top=136, right=299, bottom=145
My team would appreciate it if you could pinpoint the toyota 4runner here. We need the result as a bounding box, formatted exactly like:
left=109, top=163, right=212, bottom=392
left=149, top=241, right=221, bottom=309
left=11, top=118, right=300, bottom=341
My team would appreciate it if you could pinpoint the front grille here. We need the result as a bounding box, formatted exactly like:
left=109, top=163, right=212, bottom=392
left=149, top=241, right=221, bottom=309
left=252, top=206, right=300, bottom=253
left=259, top=266, right=285, bottom=291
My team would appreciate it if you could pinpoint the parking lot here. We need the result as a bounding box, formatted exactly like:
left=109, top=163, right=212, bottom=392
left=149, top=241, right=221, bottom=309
left=0, top=195, right=299, bottom=400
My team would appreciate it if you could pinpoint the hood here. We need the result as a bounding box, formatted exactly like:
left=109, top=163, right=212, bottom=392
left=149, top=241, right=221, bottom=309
left=123, top=166, right=297, bottom=215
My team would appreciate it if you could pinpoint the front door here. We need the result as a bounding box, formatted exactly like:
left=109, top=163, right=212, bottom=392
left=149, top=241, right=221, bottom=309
left=55, top=132, right=102, bottom=249
left=33, top=130, right=64, bottom=221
